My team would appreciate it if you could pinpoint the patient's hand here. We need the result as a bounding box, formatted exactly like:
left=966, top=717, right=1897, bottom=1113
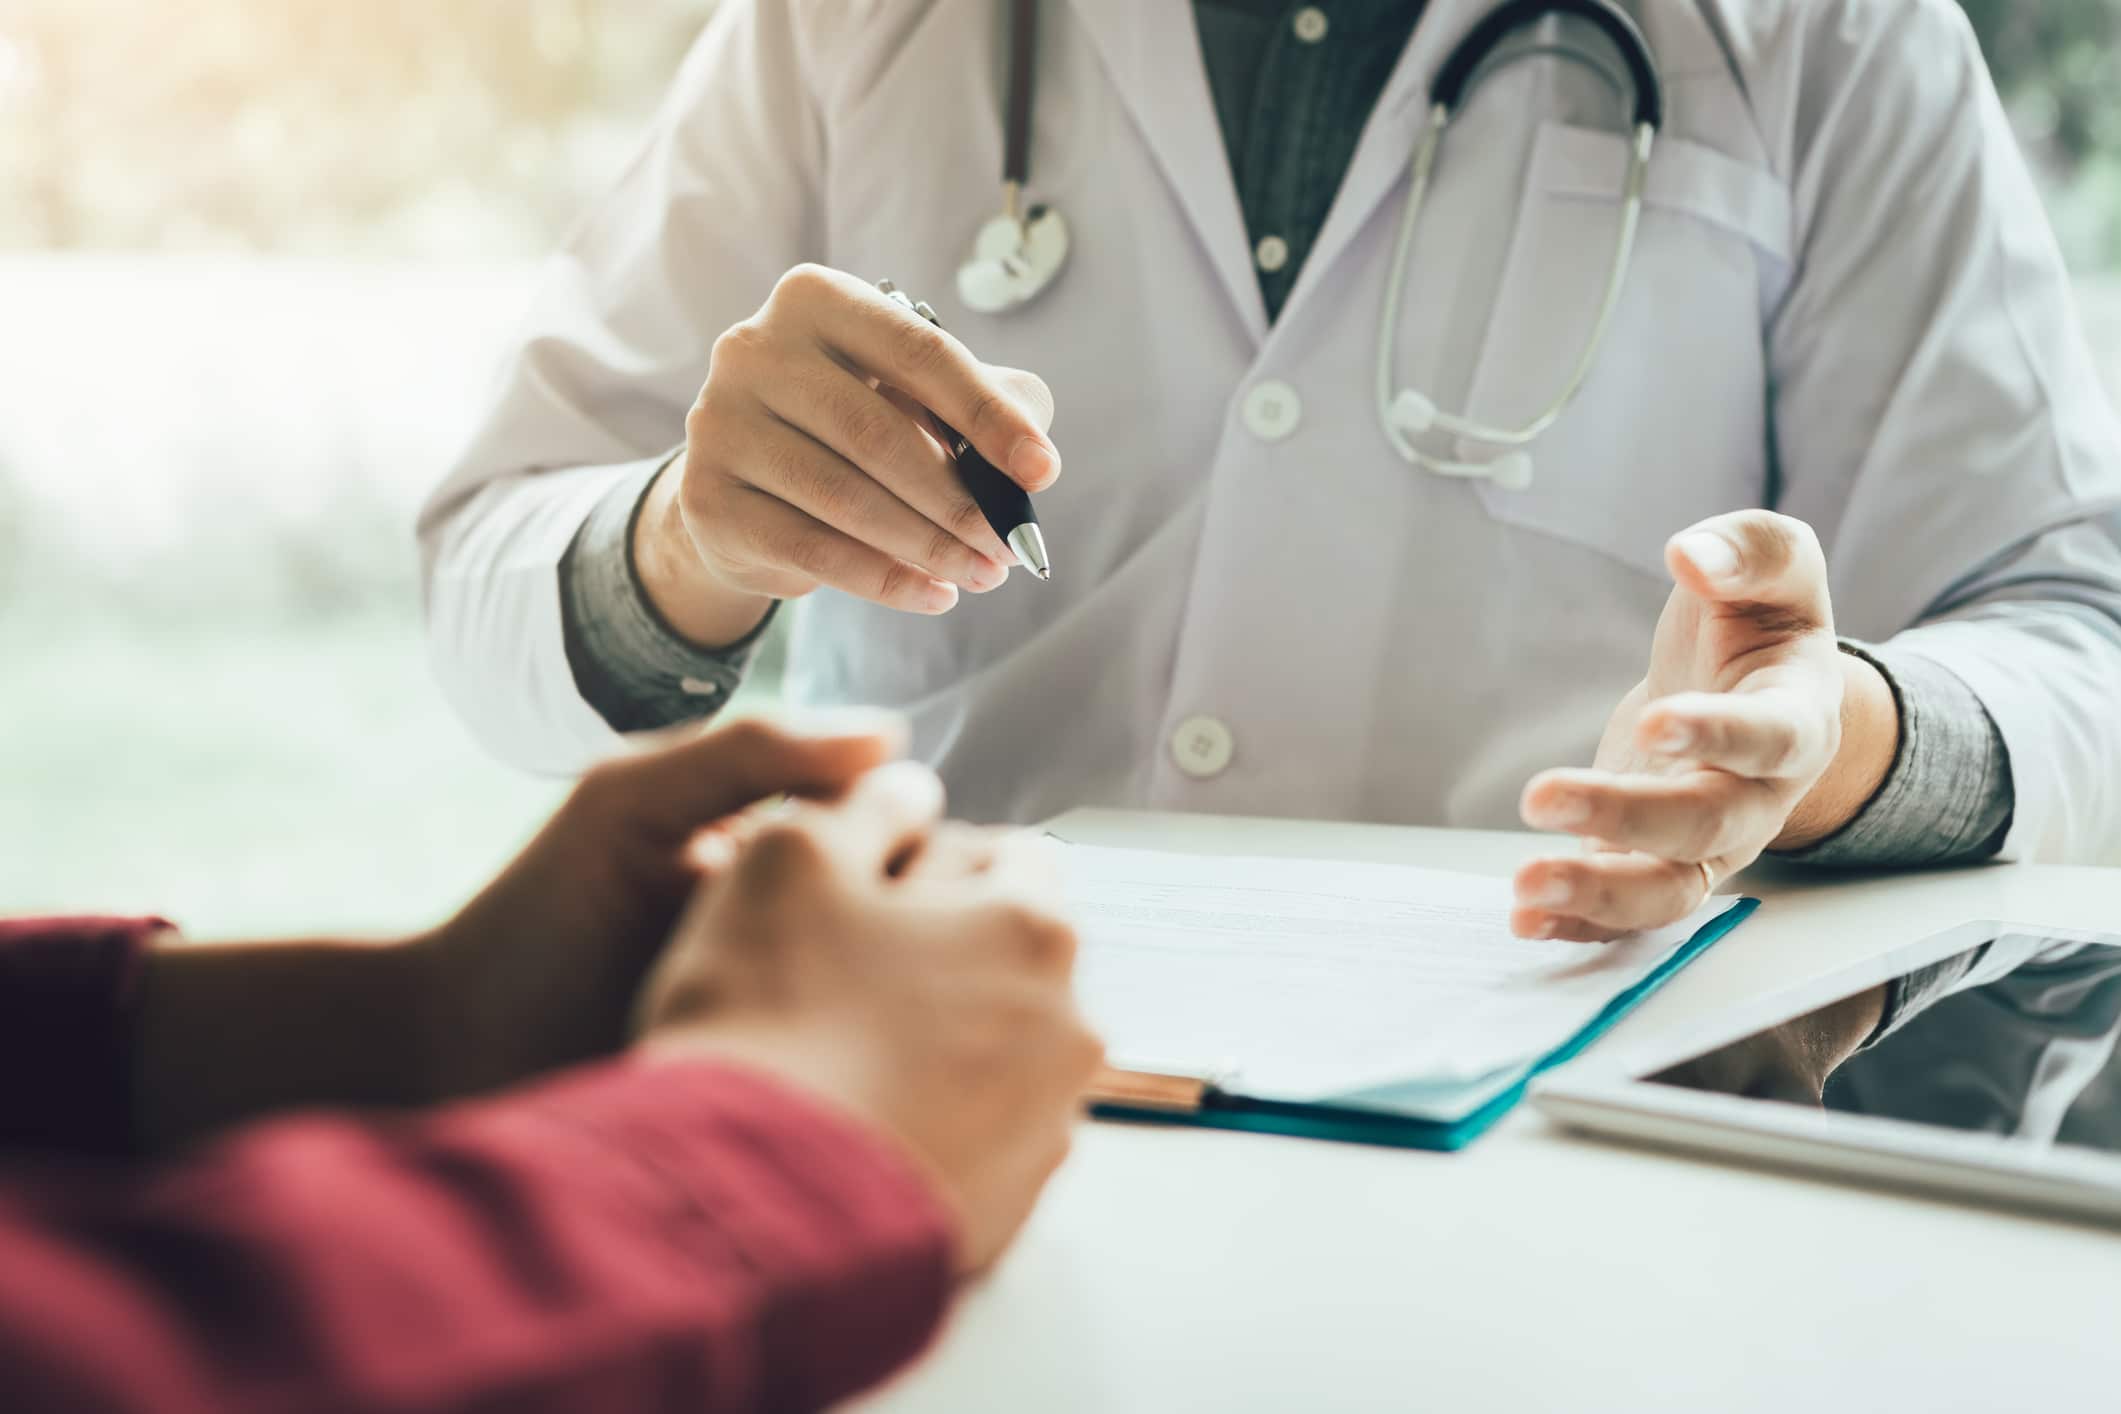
left=638, top=766, right=1102, bottom=1276
left=417, top=712, right=906, bottom=1096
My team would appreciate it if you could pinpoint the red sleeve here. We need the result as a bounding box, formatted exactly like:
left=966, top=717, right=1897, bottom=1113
left=0, top=916, right=169, bottom=1156
left=0, top=1059, right=956, bottom=1414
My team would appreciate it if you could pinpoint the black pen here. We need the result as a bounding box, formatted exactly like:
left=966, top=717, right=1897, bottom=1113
left=876, top=278, right=1051, bottom=581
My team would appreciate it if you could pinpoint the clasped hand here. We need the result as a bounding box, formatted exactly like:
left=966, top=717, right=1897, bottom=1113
left=425, top=714, right=1101, bottom=1276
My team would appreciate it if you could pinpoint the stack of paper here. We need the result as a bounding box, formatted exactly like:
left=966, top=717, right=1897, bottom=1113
left=1064, top=844, right=1753, bottom=1147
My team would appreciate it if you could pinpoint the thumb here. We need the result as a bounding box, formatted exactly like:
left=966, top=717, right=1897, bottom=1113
left=990, top=365, right=1057, bottom=439
left=1667, top=510, right=1832, bottom=629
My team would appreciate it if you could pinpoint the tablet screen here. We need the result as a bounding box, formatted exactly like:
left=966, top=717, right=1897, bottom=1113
left=1646, top=933, right=2121, bottom=1160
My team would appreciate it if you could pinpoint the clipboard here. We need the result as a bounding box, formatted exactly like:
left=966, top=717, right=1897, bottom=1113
left=1086, top=897, right=1759, bottom=1152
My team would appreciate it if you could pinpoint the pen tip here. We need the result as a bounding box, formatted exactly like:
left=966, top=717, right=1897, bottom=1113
left=1007, top=524, right=1051, bottom=583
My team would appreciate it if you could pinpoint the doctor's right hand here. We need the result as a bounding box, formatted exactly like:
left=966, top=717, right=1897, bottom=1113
left=634, top=264, right=1063, bottom=648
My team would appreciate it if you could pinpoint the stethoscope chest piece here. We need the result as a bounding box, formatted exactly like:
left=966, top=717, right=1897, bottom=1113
left=957, top=203, right=1071, bottom=314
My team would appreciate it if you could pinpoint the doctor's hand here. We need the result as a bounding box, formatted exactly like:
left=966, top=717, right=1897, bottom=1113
left=634, top=264, right=1062, bottom=648
left=1513, top=511, right=1899, bottom=941
left=638, top=766, right=1101, bottom=1277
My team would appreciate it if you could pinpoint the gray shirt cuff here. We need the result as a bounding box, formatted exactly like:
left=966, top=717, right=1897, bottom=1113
left=557, top=457, right=776, bottom=733
left=1859, top=946, right=1989, bottom=1052
left=1771, top=639, right=2015, bottom=872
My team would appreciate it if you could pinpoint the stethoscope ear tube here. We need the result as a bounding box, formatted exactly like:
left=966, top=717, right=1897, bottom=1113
left=1378, top=0, right=1661, bottom=484
left=1431, top=0, right=1662, bottom=129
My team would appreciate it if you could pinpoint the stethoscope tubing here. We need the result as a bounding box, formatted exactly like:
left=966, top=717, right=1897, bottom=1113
left=1376, top=0, right=1662, bottom=480
left=968, top=0, right=1665, bottom=483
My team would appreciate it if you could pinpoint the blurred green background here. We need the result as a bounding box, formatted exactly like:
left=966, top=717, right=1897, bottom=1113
left=2, top=1, right=2118, bottom=937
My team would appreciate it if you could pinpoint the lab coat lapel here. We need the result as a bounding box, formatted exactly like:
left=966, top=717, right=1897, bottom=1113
left=1063, top=0, right=1268, bottom=345
left=1273, top=0, right=1489, bottom=332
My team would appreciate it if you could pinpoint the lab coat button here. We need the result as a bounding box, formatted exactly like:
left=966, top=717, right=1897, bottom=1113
left=1242, top=380, right=1302, bottom=442
left=1254, top=234, right=1290, bottom=273
left=1292, top=7, right=1329, bottom=43
left=1171, top=715, right=1235, bottom=779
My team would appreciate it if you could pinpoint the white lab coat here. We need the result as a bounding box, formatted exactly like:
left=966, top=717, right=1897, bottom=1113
left=421, top=0, right=2121, bottom=858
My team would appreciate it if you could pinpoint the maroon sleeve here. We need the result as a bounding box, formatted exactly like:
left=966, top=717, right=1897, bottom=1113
left=0, top=1059, right=956, bottom=1414
left=0, top=916, right=169, bottom=1156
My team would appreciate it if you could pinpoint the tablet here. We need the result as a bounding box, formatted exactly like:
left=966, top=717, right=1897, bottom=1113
left=1534, top=929, right=2121, bottom=1227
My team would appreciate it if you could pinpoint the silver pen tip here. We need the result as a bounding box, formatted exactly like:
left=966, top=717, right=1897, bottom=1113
left=1007, top=523, right=1052, bottom=582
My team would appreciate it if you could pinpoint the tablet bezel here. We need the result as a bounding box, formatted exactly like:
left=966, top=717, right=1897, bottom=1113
left=1532, top=921, right=2121, bottom=1229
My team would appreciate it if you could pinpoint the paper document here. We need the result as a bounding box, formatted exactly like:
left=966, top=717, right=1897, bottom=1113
left=1065, top=844, right=1736, bottom=1107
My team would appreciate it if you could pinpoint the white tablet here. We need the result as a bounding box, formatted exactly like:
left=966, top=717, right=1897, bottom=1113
left=1534, top=927, right=2121, bottom=1228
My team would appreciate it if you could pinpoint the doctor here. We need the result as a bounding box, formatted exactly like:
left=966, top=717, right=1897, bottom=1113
left=423, top=0, right=2121, bottom=945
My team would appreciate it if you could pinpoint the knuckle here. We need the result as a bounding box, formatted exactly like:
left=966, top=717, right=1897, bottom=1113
left=1749, top=517, right=1799, bottom=567
left=714, top=717, right=783, bottom=761
left=727, top=505, right=780, bottom=558
left=1765, top=510, right=1822, bottom=559
left=756, top=434, right=809, bottom=494
left=774, top=262, right=837, bottom=306
left=992, top=900, right=1051, bottom=950
left=683, top=397, right=718, bottom=446
left=709, top=320, right=772, bottom=376
left=924, top=523, right=967, bottom=573
left=743, top=819, right=829, bottom=882
left=1030, top=915, right=1080, bottom=970
left=893, top=318, right=952, bottom=377
left=840, top=397, right=901, bottom=467
left=1573, top=866, right=1614, bottom=919
left=784, top=530, right=837, bottom=582
left=874, top=556, right=919, bottom=604
left=572, top=757, right=634, bottom=814
left=683, top=448, right=735, bottom=506
left=1734, top=510, right=1820, bottom=576
left=960, top=384, right=1014, bottom=440
left=800, top=459, right=863, bottom=524
left=946, top=496, right=990, bottom=542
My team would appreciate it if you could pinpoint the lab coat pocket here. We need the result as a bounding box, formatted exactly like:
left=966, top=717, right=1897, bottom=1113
left=1457, top=122, right=1792, bottom=579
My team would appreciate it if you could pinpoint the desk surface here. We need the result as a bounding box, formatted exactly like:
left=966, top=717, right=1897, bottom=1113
left=860, top=812, right=2121, bottom=1414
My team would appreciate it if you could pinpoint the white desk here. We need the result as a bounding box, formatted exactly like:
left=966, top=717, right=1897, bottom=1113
left=861, top=810, right=2121, bottom=1414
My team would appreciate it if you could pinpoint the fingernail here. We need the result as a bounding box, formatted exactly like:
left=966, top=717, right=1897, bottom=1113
left=1529, top=878, right=1573, bottom=909
left=965, top=557, right=1010, bottom=592
left=1680, top=532, right=1740, bottom=582
left=1009, top=437, right=1060, bottom=489
left=686, top=831, right=737, bottom=873
left=868, top=758, right=946, bottom=806
left=1535, top=794, right=1591, bottom=829
left=1654, top=721, right=1694, bottom=754
left=1535, top=920, right=1563, bottom=940
left=923, top=579, right=959, bottom=613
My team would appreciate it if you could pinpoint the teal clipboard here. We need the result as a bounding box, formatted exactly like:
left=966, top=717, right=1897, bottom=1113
left=1090, top=897, right=1759, bottom=1153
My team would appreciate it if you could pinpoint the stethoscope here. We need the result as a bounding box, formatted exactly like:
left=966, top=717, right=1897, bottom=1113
left=956, top=0, right=1664, bottom=491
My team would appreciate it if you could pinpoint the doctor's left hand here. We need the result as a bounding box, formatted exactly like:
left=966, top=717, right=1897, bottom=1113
left=1512, top=511, right=1898, bottom=941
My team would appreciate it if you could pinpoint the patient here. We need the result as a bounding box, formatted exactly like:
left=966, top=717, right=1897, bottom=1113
left=0, top=715, right=1101, bottom=1413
